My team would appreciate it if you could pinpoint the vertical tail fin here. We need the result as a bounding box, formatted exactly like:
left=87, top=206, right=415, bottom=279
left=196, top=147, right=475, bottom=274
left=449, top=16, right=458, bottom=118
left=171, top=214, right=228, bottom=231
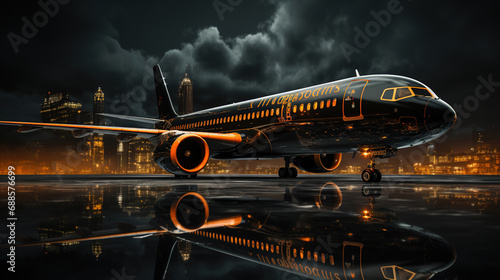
left=153, top=64, right=178, bottom=120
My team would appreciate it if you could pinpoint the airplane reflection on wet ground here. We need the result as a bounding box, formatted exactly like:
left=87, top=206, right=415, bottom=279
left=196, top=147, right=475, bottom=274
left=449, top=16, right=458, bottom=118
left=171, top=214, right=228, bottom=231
left=1, top=175, right=499, bottom=280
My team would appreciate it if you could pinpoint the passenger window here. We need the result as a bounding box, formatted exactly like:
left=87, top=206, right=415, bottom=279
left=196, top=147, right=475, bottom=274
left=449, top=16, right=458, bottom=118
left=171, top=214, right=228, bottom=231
left=313, top=102, right=318, bottom=110
left=270, top=109, right=274, bottom=116
left=326, top=99, right=331, bottom=108
left=293, top=105, right=297, bottom=113
left=332, top=98, right=337, bottom=107
left=252, top=112, right=255, bottom=119
left=243, top=114, right=246, bottom=121
left=256, top=111, right=260, bottom=118
left=300, top=104, right=304, bottom=112
left=396, top=88, right=412, bottom=99
left=307, top=103, right=311, bottom=111
left=320, top=100, right=324, bottom=109
left=276, top=108, right=280, bottom=115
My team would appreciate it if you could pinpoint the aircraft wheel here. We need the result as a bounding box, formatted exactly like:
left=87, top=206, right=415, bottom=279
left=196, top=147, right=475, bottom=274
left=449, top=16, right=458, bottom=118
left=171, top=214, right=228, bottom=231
left=361, top=169, right=374, bottom=182
left=279, top=167, right=288, bottom=178
left=373, top=169, right=382, bottom=182
left=288, top=167, right=298, bottom=178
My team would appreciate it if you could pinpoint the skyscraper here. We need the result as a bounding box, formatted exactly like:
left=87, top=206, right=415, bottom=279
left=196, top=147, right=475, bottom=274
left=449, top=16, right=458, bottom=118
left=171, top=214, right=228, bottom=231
left=93, top=87, right=105, bottom=125
left=91, top=87, right=105, bottom=173
left=41, top=92, right=82, bottom=124
left=178, top=71, right=193, bottom=115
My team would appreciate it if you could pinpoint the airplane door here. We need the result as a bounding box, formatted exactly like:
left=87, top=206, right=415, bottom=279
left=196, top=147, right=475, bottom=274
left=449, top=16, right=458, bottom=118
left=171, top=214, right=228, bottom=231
left=342, top=242, right=364, bottom=280
left=343, top=80, right=369, bottom=121
left=281, top=101, right=292, bottom=122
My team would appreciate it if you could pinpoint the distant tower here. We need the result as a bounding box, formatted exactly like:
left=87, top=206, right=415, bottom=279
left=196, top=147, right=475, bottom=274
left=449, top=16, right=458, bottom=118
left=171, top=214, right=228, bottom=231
left=178, top=67, right=193, bottom=115
left=93, top=87, right=105, bottom=125
left=92, top=87, right=105, bottom=173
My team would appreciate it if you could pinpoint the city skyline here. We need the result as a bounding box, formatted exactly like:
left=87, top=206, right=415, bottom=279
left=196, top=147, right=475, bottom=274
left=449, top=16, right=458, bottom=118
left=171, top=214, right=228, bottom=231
left=0, top=72, right=498, bottom=175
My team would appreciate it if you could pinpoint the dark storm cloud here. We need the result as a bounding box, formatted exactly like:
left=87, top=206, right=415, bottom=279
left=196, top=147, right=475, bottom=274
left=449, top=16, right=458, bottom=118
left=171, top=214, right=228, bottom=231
left=1, top=0, right=499, bottom=149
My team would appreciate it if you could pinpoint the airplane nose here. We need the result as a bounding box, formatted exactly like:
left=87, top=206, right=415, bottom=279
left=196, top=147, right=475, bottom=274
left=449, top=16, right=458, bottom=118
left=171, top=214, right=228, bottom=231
left=424, top=99, right=456, bottom=133
left=423, top=237, right=457, bottom=273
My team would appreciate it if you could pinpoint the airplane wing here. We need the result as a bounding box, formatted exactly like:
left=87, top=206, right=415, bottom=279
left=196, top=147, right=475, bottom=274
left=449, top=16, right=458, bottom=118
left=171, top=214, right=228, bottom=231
left=0, top=120, right=243, bottom=145
left=13, top=226, right=168, bottom=247
left=0, top=120, right=168, bottom=138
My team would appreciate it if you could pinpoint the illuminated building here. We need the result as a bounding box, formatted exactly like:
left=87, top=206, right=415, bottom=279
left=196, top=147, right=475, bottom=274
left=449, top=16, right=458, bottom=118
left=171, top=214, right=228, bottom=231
left=41, top=92, right=82, bottom=124
left=117, top=138, right=159, bottom=174
left=40, top=92, right=83, bottom=143
left=129, top=138, right=155, bottom=173
left=91, top=87, right=105, bottom=173
left=178, top=70, right=193, bottom=115
left=117, top=142, right=127, bottom=173
left=93, top=87, right=105, bottom=125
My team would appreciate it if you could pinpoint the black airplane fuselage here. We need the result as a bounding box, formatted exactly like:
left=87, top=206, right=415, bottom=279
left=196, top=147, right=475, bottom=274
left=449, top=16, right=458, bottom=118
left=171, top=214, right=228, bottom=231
left=154, top=75, right=455, bottom=160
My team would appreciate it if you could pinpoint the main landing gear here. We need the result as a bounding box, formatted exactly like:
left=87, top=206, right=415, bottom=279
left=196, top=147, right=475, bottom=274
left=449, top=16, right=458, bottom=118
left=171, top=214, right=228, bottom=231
left=361, top=157, right=381, bottom=183
left=279, top=157, right=298, bottom=178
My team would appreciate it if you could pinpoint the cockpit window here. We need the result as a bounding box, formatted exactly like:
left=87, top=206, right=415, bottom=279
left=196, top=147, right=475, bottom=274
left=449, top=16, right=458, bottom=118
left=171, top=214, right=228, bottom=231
left=381, top=86, right=435, bottom=101
left=410, top=87, right=433, bottom=97
left=395, top=88, right=412, bottom=99
left=381, top=89, right=395, bottom=100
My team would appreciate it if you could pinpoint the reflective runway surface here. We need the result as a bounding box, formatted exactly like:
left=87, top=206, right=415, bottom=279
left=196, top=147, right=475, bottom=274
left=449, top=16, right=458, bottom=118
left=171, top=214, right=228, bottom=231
left=1, top=175, right=499, bottom=280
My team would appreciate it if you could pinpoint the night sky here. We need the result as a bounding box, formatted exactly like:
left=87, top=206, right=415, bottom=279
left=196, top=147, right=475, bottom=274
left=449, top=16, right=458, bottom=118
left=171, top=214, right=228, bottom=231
left=1, top=0, right=499, bottom=151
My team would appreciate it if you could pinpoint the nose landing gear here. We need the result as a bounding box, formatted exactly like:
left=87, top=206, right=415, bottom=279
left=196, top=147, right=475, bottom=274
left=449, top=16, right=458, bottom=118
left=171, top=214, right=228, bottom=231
left=278, top=157, right=298, bottom=178
left=361, top=157, right=382, bottom=182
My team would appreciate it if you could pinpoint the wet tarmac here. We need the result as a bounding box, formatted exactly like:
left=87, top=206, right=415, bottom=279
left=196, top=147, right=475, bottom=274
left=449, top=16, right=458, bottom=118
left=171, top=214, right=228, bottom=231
left=1, top=175, right=499, bottom=280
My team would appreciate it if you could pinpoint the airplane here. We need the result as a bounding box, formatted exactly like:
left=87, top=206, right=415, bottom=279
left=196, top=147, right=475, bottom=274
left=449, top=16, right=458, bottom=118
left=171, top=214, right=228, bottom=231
left=0, top=65, right=457, bottom=181
left=9, top=183, right=456, bottom=280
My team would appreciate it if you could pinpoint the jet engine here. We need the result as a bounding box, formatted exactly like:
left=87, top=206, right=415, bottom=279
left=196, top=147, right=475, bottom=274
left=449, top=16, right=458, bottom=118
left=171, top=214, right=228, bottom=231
left=170, top=192, right=209, bottom=232
left=292, top=153, right=342, bottom=173
left=153, top=191, right=243, bottom=233
left=154, top=134, right=210, bottom=175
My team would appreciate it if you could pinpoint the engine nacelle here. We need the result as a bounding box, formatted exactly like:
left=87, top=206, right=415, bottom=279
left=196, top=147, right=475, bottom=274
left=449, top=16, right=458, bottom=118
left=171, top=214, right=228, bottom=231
left=154, top=134, right=210, bottom=175
left=170, top=192, right=209, bottom=232
left=292, top=153, right=342, bottom=173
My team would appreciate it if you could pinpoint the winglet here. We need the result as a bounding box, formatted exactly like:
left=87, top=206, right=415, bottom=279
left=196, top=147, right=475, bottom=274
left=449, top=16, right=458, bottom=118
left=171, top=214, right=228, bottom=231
left=153, top=64, right=178, bottom=120
left=355, top=69, right=360, bottom=77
